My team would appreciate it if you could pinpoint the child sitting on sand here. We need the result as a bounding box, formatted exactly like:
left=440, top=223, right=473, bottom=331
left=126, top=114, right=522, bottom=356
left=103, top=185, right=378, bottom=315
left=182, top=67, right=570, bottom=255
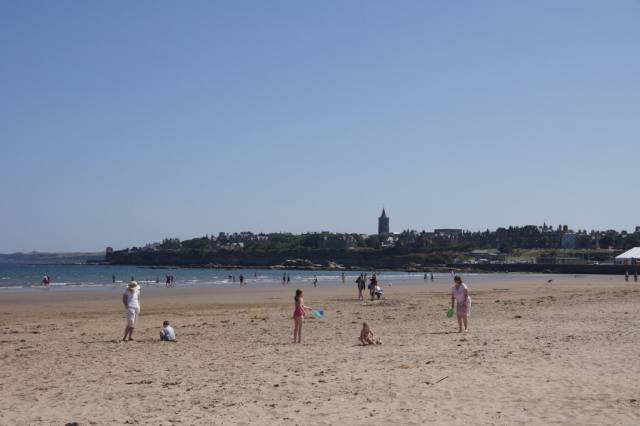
left=159, top=320, right=176, bottom=342
left=359, top=322, right=381, bottom=345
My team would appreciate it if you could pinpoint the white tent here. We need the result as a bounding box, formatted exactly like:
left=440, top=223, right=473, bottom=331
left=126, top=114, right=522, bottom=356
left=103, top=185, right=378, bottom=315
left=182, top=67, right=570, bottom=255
left=615, top=247, right=640, bottom=265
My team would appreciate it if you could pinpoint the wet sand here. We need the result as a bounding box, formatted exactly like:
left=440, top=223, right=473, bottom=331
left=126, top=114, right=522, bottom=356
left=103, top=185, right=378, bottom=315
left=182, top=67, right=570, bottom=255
left=1, top=276, right=639, bottom=425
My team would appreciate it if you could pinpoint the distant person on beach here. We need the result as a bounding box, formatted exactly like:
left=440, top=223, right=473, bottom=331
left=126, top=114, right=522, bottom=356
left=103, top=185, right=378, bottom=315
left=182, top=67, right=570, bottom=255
left=451, top=275, right=471, bottom=333
left=359, top=322, right=381, bottom=345
left=159, top=320, right=176, bottom=342
left=424, top=273, right=427, bottom=281
left=112, top=274, right=116, bottom=284
left=356, top=274, right=365, bottom=300
left=42, top=273, right=50, bottom=286
left=341, top=272, right=345, bottom=284
left=166, top=275, right=170, bottom=287
left=239, top=273, right=244, bottom=286
left=287, top=274, right=291, bottom=285
left=368, top=274, right=378, bottom=300
left=292, top=289, right=311, bottom=344
left=635, top=271, right=638, bottom=282
left=625, top=271, right=629, bottom=282
left=373, top=284, right=383, bottom=300
left=282, top=273, right=286, bottom=286
left=122, top=280, right=141, bottom=341
left=430, top=273, right=434, bottom=282
left=313, top=275, right=318, bottom=287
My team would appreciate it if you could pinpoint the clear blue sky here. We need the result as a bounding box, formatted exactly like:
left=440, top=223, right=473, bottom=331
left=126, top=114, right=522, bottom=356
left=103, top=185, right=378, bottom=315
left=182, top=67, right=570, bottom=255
left=1, top=1, right=639, bottom=252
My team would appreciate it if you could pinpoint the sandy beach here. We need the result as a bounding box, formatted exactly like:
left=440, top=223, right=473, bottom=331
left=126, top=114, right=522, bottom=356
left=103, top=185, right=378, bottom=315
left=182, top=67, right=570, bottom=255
left=1, top=275, right=639, bottom=425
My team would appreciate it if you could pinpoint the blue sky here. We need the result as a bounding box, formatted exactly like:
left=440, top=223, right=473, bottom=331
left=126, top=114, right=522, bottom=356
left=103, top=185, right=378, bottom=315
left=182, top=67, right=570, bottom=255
left=1, top=1, right=639, bottom=252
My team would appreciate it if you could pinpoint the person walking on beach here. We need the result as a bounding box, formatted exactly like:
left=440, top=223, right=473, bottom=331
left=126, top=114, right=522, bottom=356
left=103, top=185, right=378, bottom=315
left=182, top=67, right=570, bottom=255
left=356, top=274, right=365, bottom=300
left=451, top=275, right=471, bottom=333
left=430, top=272, right=434, bottom=282
left=625, top=271, right=629, bottom=282
left=122, top=280, right=141, bottom=341
left=313, top=275, right=318, bottom=287
left=239, top=273, right=245, bottom=286
left=112, top=274, right=116, bottom=284
left=282, top=273, right=286, bottom=286
left=369, top=274, right=378, bottom=301
left=287, top=274, right=291, bottom=285
left=292, top=289, right=312, bottom=344
left=42, top=273, right=50, bottom=287
left=341, top=272, right=345, bottom=284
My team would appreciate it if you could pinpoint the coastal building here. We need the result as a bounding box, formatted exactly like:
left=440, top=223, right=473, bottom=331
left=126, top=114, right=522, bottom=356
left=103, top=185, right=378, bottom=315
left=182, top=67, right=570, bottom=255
left=434, top=229, right=463, bottom=239
left=470, top=249, right=506, bottom=263
left=318, top=234, right=357, bottom=250
left=561, top=233, right=577, bottom=249
left=614, top=247, right=640, bottom=265
left=378, top=208, right=390, bottom=235
left=380, top=235, right=396, bottom=248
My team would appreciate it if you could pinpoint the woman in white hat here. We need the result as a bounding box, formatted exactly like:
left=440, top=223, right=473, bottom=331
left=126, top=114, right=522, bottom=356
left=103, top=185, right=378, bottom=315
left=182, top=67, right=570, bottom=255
left=122, top=280, right=141, bottom=341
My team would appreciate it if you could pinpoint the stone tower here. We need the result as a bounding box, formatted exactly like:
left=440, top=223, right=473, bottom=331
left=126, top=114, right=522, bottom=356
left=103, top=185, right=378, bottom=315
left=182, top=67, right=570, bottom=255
left=378, top=208, right=390, bottom=235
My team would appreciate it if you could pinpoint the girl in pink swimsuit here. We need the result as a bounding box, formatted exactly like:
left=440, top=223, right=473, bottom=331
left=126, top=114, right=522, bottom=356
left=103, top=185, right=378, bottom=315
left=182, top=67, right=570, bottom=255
left=293, top=289, right=310, bottom=344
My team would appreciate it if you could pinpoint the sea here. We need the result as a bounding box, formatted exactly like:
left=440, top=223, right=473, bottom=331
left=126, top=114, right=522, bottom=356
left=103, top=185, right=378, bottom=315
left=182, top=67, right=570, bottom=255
left=0, top=263, right=573, bottom=293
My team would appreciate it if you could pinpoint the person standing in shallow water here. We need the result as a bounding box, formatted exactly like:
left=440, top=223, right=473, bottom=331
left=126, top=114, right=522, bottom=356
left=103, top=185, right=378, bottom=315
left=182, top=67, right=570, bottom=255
left=451, top=275, right=471, bottom=333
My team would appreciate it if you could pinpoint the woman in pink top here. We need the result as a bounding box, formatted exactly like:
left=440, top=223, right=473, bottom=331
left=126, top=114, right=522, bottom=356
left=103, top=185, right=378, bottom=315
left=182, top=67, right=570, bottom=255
left=451, top=275, right=471, bottom=332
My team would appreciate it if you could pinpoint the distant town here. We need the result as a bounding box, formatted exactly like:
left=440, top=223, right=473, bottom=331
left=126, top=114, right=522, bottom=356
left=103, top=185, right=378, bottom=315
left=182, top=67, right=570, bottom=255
left=104, top=209, right=640, bottom=272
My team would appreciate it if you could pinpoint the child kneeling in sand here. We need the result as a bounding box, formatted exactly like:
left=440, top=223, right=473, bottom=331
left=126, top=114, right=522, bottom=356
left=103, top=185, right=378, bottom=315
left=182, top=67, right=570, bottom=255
left=359, top=322, right=381, bottom=345
left=159, top=320, right=176, bottom=342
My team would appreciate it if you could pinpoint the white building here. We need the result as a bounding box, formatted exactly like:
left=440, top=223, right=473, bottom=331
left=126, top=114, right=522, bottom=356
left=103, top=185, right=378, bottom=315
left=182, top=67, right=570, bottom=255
left=614, top=247, right=640, bottom=265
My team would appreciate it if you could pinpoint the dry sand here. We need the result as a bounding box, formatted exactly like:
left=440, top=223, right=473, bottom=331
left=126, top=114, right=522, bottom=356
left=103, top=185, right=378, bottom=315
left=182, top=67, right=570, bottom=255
left=1, top=275, right=639, bottom=425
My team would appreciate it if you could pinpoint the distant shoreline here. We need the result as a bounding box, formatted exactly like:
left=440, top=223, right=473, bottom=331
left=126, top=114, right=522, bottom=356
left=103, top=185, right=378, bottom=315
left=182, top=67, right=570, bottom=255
left=103, top=261, right=637, bottom=275
left=3, top=260, right=636, bottom=276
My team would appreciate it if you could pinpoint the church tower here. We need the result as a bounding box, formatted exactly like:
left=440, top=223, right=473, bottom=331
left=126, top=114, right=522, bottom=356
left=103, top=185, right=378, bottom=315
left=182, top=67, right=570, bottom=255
left=378, top=208, right=390, bottom=235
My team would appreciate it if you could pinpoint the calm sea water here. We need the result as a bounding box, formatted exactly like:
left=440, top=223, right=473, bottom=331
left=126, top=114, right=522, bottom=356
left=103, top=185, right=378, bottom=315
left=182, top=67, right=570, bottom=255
left=0, top=264, right=576, bottom=293
left=0, top=264, right=430, bottom=291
